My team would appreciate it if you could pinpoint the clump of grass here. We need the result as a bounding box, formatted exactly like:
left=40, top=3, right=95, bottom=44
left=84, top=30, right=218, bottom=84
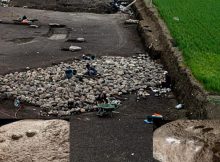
left=154, top=0, right=220, bottom=93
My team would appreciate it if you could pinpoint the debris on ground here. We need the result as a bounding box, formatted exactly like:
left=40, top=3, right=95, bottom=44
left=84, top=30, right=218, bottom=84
left=96, top=103, right=119, bottom=117
left=66, top=37, right=85, bottom=43
left=14, top=98, right=21, bottom=108
left=49, top=23, right=66, bottom=28
left=82, top=54, right=96, bottom=60
left=69, top=45, right=82, bottom=52
left=175, top=104, right=184, bottom=109
left=124, top=19, right=139, bottom=24
left=110, top=0, right=135, bottom=15
left=119, top=0, right=136, bottom=13
left=110, top=0, right=128, bottom=12
left=137, top=89, right=150, bottom=99
left=144, top=113, right=163, bottom=124
left=0, top=54, right=171, bottom=116
left=29, top=24, right=39, bottom=28
left=173, top=16, right=180, bottom=21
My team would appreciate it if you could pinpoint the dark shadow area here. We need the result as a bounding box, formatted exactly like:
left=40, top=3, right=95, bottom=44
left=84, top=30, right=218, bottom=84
left=9, top=0, right=130, bottom=13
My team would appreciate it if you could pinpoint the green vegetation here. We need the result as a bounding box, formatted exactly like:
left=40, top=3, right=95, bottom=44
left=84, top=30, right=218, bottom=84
left=153, top=0, right=220, bottom=93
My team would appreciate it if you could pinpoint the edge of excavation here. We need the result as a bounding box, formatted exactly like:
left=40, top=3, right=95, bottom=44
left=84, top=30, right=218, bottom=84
left=133, top=0, right=220, bottom=119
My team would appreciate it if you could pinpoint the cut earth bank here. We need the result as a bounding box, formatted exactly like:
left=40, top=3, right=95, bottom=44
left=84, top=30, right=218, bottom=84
left=133, top=0, right=220, bottom=119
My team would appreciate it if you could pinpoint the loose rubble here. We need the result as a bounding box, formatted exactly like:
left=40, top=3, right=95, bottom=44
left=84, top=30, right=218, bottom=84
left=0, top=54, right=171, bottom=116
left=124, top=19, right=139, bottom=24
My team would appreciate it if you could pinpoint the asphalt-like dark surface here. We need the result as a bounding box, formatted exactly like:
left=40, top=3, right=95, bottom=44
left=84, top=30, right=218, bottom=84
left=0, top=6, right=145, bottom=118
left=0, top=7, right=144, bottom=75
left=71, top=117, right=154, bottom=162
left=70, top=94, right=177, bottom=162
left=0, top=6, right=182, bottom=162
left=0, top=99, right=40, bottom=119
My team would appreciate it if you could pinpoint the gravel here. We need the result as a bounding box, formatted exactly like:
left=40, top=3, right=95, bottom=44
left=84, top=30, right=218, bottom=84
left=0, top=54, right=170, bottom=116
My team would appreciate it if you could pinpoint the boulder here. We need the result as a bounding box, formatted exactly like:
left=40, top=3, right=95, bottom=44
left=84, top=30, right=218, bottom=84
left=154, top=120, right=220, bottom=162
left=0, top=119, right=69, bottom=162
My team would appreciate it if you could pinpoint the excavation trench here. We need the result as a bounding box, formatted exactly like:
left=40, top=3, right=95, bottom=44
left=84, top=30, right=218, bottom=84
left=0, top=2, right=187, bottom=162
left=0, top=2, right=186, bottom=121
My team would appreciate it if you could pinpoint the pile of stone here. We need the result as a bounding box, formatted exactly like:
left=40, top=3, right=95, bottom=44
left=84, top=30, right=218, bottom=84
left=0, top=54, right=170, bottom=116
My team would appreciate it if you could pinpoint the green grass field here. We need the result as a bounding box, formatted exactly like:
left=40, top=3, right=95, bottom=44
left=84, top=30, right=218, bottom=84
left=153, top=0, right=220, bottom=93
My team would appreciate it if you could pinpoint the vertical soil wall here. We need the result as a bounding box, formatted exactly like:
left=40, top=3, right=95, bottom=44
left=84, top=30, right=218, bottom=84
left=133, top=0, right=214, bottom=119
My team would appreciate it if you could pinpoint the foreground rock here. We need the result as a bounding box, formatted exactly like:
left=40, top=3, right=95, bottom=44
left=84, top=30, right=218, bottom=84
left=0, top=119, right=69, bottom=162
left=154, top=120, right=220, bottom=162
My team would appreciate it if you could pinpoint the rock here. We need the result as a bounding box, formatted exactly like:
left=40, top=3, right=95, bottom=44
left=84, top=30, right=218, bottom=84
left=58, top=111, right=70, bottom=116
left=124, top=19, right=139, bottom=24
left=11, top=134, right=23, bottom=140
left=29, top=25, right=39, bottom=28
left=154, top=120, right=220, bottom=162
left=0, top=120, right=69, bottom=162
left=69, top=46, right=82, bottom=52
left=26, top=130, right=37, bottom=137
left=67, top=37, right=85, bottom=42
left=76, top=38, right=85, bottom=42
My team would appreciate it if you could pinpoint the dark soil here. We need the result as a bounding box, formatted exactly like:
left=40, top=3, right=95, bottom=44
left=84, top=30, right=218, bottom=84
left=0, top=99, right=41, bottom=119
left=70, top=93, right=177, bottom=162
left=9, top=0, right=120, bottom=13
left=0, top=7, right=144, bottom=75
left=0, top=4, right=185, bottom=162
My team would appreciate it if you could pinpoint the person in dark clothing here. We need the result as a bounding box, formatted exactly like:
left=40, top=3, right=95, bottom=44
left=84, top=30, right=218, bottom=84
left=85, top=63, right=97, bottom=76
left=22, top=15, right=27, bottom=20
left=96, top=91, right=108, bottom=104
left=162, top=71, right=171, bottom=88
left=82, top=54, right=95, bottom=60
left=65, top=67, right=77, bottom=79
